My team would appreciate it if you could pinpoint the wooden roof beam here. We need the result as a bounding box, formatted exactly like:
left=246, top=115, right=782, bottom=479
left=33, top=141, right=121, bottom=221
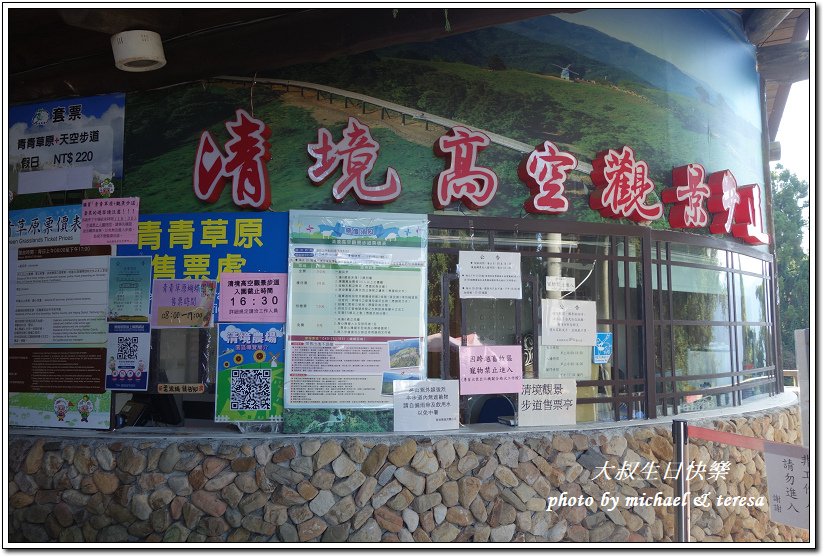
left=744, top=8, right=794, bottom=45
left=757, top=40, right=810, bottom=83
left=767, top=10, right=810, bottom=140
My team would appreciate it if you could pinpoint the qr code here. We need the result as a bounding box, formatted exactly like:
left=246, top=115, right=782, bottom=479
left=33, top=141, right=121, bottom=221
left=117, top=336, right=139, bottom=360
left=230, top=368, right=271, bottom=411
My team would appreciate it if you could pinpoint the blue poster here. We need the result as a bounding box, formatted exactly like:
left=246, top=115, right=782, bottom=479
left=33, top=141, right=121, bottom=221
left=593, top=332, right=613, bottom=364
left=9, top=93, right=125, bottom=198
left=9, top=205, right=83, bottom=248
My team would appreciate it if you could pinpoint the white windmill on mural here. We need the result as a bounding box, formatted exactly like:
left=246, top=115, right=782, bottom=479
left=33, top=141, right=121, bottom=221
left=552, top=63, right=580, bottom=81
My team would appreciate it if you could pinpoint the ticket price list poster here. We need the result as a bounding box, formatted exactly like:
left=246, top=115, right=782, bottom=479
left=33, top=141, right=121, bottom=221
left=8, top=205, right=112, bottom=429
left=285, top=210, right=428, bottom=409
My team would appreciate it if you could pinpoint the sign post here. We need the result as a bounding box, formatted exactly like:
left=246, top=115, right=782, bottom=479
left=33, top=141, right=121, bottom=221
left=672, top=419, right=690, bottom=543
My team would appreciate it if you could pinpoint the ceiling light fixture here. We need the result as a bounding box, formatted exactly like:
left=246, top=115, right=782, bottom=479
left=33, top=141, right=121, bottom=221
left=111, top=30, right=166, bottom=72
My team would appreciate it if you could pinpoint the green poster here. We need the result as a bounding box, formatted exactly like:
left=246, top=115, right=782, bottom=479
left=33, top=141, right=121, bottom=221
left=215, top=323, right=285, bottom=423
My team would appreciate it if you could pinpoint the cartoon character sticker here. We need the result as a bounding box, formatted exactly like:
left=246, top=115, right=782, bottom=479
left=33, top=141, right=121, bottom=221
left=77, top=395, right=94, bottom=422
left=97, top=177, right=115, bottom=198
left=54, top=398, right=72, bottom=421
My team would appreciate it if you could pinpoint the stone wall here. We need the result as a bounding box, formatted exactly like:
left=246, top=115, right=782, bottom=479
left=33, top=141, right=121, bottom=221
left=7, top=404, right=808, bottom=544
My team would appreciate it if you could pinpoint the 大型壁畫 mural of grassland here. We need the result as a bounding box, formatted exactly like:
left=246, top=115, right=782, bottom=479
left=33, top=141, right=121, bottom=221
left=117, top=10, right=763, bottom=230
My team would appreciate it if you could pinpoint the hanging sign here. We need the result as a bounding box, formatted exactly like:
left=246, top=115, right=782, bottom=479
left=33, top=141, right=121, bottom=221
left=521, top=140, right=578, bottom=214
left=459, top=250, right=522, bottom=299
left=9, top=93, right=125, bottom=195
left=308, top=116, right=402, bottom=204
left=105, top=323, right=151, bottom=391
left=107, top=256, right=152, bottom=322
left=434, top=126, right=498, bottom=210
left=158, top=383, right=206, bottom=394
left=12, top=244, right=110, bottom=346
left=117, top=211, right=288, bottom=281
left=150, top=279, right=217, bottom=328
left=8, top=205, right=112, bottom=429
left=194, top=108, right=273, bottom=210
left=80, top=197, right=140, bottom=245
left=546, top=276, right=576, bottom=292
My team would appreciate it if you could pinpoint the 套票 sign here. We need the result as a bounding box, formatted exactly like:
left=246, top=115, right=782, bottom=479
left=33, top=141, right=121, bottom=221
left=9, top=92, right=125, bottom=197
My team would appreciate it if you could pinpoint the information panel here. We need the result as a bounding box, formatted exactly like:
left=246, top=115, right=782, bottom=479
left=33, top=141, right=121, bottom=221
left=459, top=250, right=522, bottom=299
left=285, top=210, right=427, bottom=409
left=393, top=380, right=460, bottom=432
left=541, top=299, right=597, bottom=346
left=13, top=244, right=110, bottom=346
left=538, top=343, right=592, bottom=380
left=8, top=206, right=112, bottom=429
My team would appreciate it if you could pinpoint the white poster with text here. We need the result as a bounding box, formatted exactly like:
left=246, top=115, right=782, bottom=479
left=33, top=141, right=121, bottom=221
left=541, top=299, right=597, bottom=346
left=459, top=251, right=522, bottom=299
left=393, top=380, right=459, bottom=432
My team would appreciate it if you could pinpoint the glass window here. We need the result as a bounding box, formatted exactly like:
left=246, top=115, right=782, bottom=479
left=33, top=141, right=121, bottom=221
left=740, top=381, right=774, bottom=403
left=737, top=325, right=772, bottom=369
left=669, top=266, right=729, bottom=322
left=735, top=274, right=768, bottom=323
left=669, top=243, right=727, bottom=266
left=428, top=223, right=776, bottom=425
left=734, top=253, right=765, bottom=274
left=493, top=230, right=610, bottom=256
left=670, top=325, right=733, bottom=376
left=655, top=325, right=674, bottom=378
left=616, top=260, right=643, bottom=321
left=614, top=236, right=642, bottom=259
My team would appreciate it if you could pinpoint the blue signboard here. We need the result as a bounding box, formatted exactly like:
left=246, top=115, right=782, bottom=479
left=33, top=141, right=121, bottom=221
left=9, top=93, right=126, bottom=196
left=593, top=332, right=613, bottom=364
left=9, top=205, right=83, bottom=248
left=117, top=211, right=289, bottom=279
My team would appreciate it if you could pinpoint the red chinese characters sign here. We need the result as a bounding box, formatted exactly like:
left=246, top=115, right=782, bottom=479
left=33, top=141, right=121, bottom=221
left=433, top=126, right=499, bottom=210
left=520, top=140, right=578, bottom=214
left=663, top=163, right=711, bottom=228
left=307, top=116, right=401, bottom=204
left=590, top=146, right=663, bottom=222
left=190, top=109, right=769, bottom=245
left=194, top=109, right=272, bottom=211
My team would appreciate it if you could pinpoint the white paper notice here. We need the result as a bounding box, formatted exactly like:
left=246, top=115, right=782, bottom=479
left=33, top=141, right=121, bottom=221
left=538, top=342, right=592, bottom=380
left=541, top=299, right=597, bottom=346
left=546, top=276, right=576, bottom=292
left=763, top=441, right=810, bottom=530
left=393, top=380, right=459, bottom=431
left=13, top=244, right=110, bottom=345
left=518, top=378, right=576, bottom=426
left=459, top=251, right=522, bottom=299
